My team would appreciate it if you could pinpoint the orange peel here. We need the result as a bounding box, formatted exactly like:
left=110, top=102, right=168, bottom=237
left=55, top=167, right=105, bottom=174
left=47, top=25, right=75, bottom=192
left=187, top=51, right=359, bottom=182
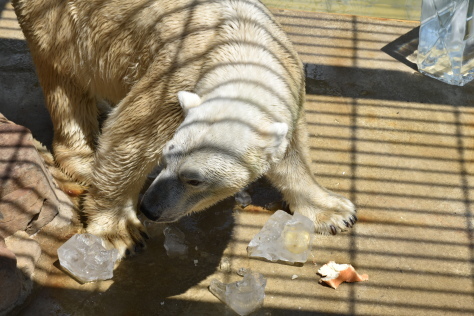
left=318, top=261, right=368, bottom=289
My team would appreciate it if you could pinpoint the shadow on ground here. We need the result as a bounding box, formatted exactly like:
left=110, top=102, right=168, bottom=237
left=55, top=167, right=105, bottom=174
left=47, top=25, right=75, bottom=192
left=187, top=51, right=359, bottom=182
left=1, top=2, right=473, bottom=315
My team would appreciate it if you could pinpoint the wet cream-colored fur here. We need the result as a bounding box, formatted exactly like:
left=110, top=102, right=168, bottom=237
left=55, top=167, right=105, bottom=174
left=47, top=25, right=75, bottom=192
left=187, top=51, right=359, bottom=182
left=13, top=0, right=356, bottom=258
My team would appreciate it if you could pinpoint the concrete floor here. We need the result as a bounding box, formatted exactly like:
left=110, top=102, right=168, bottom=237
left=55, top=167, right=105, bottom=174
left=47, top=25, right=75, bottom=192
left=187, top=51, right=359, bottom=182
left=1, top=0, right=474, bottom=315
left=263, top=0, right=422, bottom=20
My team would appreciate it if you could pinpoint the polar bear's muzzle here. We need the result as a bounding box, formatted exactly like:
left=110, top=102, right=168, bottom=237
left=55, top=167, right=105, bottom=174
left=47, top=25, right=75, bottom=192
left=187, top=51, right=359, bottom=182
left=140, top=173, right=187, bottom=223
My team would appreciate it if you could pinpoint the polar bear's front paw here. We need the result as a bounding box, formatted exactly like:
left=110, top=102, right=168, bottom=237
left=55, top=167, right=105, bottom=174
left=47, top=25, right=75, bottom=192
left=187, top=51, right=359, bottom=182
left=86, top=213, right=149, bottom=259
left=294, top=191, right=357, bottom=235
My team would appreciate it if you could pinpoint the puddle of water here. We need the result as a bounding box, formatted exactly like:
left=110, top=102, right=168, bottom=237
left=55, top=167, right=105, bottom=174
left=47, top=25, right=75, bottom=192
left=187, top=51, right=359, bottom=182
left=262, top=0, right=422, bottom=21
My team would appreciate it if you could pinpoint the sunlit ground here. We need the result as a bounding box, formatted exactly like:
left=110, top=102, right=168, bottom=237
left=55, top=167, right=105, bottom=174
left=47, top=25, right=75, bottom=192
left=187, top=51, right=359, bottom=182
left=1, top=1, right=473, bottom=315
left=263, top=0, right=422, bottom=20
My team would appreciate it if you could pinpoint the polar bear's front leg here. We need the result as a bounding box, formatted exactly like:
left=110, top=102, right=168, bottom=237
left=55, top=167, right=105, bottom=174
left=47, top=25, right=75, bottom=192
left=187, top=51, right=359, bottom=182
left=82, top=147, right=151, bottom=258
left=81, top=94, right=181, bottom=258
left=38, top=64, right=99, bottom=185
left=82, top=143, right=158, bottom=258
left=266, top=119, right=357, bottom=235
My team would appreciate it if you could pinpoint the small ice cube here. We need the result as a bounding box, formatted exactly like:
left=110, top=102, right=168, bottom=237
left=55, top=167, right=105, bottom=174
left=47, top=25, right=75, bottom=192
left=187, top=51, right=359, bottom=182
left=237, top=267, right=248, bottom=276
left=235, top=190, right=252, bottom=207
left=219, top=258, right=231, bottom=272
left=163, top=226, right=188, bottom=258
left=57, top=233, right=118, bottom=283
left=209, top=269, right=266, bottom=316
left=247, top=210, right=314, bottom=264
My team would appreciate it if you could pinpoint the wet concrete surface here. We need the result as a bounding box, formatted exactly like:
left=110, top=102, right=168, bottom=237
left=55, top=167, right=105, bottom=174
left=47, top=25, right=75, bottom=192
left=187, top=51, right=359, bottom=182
left=1, top=1, right=474, bottom=315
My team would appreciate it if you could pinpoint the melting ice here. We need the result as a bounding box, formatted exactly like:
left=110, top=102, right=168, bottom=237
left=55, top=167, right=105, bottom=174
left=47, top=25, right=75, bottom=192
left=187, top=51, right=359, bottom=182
left=209, top=268, right=266, bottom=316
left=57, top=233, right=118, bottom=283
left=163, top=225, right=188, bottom=258
left=247, top=210, right=314, bottom=264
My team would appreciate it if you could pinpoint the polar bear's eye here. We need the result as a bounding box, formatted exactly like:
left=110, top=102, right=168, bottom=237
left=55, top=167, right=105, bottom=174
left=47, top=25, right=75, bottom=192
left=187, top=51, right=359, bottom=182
left=179, top=169, right=204, bottom=187
left=187, top=180, right=202, bottom=186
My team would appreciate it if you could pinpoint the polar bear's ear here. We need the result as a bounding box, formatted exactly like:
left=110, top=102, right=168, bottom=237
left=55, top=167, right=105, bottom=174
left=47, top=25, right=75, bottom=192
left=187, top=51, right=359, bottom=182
left=264, top=122, right=289, bottom=162
left=178, top=91, right=202, bottom=115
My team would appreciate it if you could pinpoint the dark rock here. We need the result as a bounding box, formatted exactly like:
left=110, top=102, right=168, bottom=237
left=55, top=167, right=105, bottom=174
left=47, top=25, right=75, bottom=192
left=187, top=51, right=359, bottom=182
left=5, top=231, right=42, bottom=278
left=0, top=113, right=59, bottom=239
left=0, top=239, right=22, bottom=315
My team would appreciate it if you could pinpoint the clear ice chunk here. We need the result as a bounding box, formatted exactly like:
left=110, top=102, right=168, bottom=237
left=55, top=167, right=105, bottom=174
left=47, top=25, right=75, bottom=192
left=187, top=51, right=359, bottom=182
left=209, top=269, right=266, bottom=316
left=247, top=210, right=314, bottom=264
left=235, top=190, right=252, bottom=207
left=163, top=226, right=188, bottom=258
left=417, top=0, right=474, bottom=85
left=57, top=233, right=118, bottom=283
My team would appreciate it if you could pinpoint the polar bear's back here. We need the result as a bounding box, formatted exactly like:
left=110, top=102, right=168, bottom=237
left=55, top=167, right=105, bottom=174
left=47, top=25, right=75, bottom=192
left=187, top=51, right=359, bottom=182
left=13, top=0, right=304, bottom=112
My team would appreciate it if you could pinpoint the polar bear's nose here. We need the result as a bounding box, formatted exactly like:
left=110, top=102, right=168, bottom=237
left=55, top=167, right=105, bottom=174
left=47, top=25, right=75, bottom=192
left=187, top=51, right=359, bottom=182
left=140, top=173, right=184, bottom=222
left=140, top=198, right=163, bottom=221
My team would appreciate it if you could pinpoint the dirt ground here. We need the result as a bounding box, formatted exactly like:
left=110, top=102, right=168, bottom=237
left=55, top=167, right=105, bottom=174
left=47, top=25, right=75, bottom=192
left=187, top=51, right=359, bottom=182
left=1, top=0, right=473, bottom=315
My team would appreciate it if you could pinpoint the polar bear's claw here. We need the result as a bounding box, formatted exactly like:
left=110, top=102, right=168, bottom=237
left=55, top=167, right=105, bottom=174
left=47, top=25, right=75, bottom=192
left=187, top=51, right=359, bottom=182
left=85, top=211, right=148, bottom=260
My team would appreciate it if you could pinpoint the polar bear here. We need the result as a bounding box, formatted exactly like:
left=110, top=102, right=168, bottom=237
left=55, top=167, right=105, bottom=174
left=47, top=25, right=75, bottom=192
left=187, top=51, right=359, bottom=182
left=13, top=0, right=356, bottom=258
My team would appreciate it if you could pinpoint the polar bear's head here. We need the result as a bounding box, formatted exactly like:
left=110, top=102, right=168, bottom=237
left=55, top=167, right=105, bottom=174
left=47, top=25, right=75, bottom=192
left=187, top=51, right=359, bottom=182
left=140, top=91, right=289, bottom=222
